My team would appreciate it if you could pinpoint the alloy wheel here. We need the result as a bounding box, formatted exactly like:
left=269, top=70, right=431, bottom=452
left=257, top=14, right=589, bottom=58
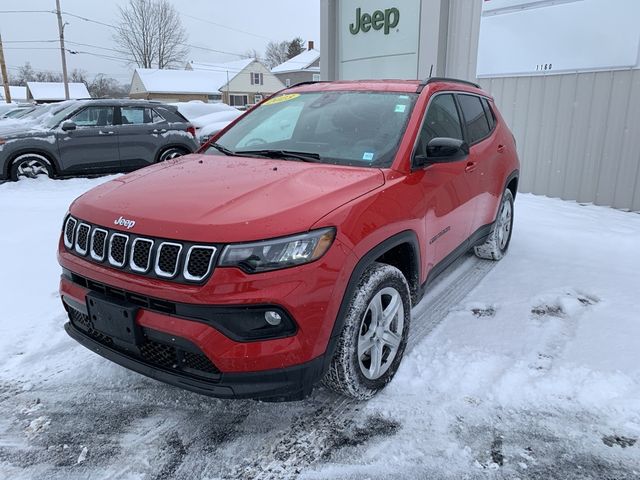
left=357, top=286, right=405, bottom=380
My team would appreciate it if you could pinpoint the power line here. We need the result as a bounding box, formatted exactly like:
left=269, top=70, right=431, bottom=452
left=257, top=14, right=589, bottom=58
left=2, top=40, right=58, bottom=44
left=178, top=12, right=271, bottom=41
left=58, top=9, right=247, bottom=58
left=0, top=10, right=53, bottom=14
left=60, top=10, right=116, bottom=29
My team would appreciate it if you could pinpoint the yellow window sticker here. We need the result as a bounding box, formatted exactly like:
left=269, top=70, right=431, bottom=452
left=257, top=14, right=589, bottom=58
left=263, top=93, right=301, bottom=106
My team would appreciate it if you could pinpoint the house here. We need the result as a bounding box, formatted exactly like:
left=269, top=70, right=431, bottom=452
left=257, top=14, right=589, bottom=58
left=0, top=86, right=28, bottom=103
left=186, top=58, right=284, bottom=107
left=129, top=68, right=227, bottom=103
left=271, top=41, right=320, bottom=87
left=26, top=82, right=91, bottom=103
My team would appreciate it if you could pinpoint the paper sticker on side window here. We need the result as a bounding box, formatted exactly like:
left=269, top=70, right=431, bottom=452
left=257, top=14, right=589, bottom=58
left=394, top=104, right=407, bottom=113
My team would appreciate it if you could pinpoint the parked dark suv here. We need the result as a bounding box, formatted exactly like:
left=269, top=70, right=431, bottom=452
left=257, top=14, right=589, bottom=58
left=0, top=99, right=198, bottom=181
left=59, top=78, right=519, bottom=401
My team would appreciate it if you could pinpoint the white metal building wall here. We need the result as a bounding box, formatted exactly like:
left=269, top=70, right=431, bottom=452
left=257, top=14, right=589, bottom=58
left=445, top=0, right=640, bottom=211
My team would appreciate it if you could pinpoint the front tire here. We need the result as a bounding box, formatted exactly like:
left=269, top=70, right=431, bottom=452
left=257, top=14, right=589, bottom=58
left=10, top=153, right=54, bottom=181
left=474, top=189, right=514, bottom=261
left=323, top=263, right=411, bottom=399
left=158, top=147, right=188, bottom=162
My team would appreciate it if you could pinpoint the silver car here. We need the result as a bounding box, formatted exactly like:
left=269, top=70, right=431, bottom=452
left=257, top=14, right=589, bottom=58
left=0, top=99, right=198, bottom=181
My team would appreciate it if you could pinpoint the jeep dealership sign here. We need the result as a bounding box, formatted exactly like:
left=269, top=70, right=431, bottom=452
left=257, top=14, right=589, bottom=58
left=348, top=7, right=400, bottom=35
left=322, top=0, right=451, bottom=81
left=337, top=0, right=422, bottom=79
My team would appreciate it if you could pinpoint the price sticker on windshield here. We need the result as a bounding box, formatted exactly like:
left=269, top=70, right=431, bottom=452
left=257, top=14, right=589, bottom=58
left=263, top=93, right=300, bottom=106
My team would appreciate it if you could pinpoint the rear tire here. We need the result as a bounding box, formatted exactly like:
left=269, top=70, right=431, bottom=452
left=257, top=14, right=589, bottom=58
left=158, top=147, right=188, bottom=162
left=474, top=189, right=514, bottom=261
left=322, top=263, right=411, bottom=399
left=9, top=153, right=54, bottom=181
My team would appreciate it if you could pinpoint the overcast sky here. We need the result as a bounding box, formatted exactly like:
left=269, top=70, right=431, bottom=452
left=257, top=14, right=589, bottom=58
left=0, top=0, right=320, bottom=84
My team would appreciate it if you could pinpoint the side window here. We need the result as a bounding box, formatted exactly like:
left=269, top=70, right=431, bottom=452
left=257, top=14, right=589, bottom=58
left=71, top=107, right=114, bottom=127
left=458, top=94, right=492, bottom=144
left=150, top=109, right=165, bottom=123
left=417, top=94, right=463, bottom=154
left=481, top=98, right=496, bottom=130
left=121, top=107, right=156, bottom=125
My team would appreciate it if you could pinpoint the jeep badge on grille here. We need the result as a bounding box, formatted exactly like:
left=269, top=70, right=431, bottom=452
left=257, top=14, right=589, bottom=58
left=114, top=216, right=136, bottom=230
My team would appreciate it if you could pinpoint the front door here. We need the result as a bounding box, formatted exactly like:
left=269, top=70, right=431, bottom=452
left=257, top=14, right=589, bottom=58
left=56, top=106, right=119, bottom=174
left=412, top=93, right=476, bottom=272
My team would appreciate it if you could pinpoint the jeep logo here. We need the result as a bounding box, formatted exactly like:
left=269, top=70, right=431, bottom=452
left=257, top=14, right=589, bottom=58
left=114, top=216, right=136, bottom=230
left=349, top=7, right=400, bottom=35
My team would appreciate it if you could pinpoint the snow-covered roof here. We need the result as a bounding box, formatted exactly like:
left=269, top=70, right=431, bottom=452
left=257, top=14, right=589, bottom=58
left=134, top=68, right=228, bottom=94
left=0, top=86, right=28, bottom=102
left=271, top=49, right=321, bottom=74
left=187, top=58, right=255, bottom=76
left=26, top=82, right=90, bottom=101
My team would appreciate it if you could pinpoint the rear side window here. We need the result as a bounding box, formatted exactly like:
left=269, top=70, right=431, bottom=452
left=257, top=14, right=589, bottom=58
left=481, top=98, right=496, bottom=130
left=457, top=94, right=492, bottom=144
left=121, top=107, right=164, bottom=125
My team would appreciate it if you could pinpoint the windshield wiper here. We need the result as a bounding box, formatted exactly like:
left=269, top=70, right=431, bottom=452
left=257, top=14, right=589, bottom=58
left=235, top=149, right=322, bottom=163
left=208, top=142, right=238, bottom=156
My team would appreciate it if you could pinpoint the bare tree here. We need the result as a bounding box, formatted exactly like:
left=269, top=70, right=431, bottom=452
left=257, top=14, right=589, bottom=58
left=89, top=74, right=128, bottom=98
left=114, top=0, right=189, bottom=69
left=264, top=40, right=289, bottom=69
left=241, top=49, right=262, bottom=62
left=69, top=68, right=89, bottom=85
left=287, top=37, right=304, bottom=59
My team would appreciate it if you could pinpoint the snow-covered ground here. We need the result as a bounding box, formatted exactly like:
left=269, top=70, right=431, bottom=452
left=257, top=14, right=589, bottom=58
left=0, top=176, right=639, bottom=479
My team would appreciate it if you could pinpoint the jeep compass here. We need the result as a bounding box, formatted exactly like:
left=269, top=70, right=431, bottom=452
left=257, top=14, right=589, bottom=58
left=58, top=78, right=519, bottom=401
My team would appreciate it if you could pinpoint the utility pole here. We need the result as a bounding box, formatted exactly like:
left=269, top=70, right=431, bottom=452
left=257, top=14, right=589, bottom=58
left=55, top=0, right=70, bottom=100
left=0, top=32, right=11, bottom=103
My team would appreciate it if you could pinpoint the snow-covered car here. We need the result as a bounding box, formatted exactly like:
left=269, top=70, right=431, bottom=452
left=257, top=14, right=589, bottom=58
left=0, top=99, right=198, bottom=181
left=172, top=101, right=242, bottom=143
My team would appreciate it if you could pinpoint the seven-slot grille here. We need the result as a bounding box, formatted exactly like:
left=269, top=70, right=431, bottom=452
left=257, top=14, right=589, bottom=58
left=64, top=216, right=217, bottom=283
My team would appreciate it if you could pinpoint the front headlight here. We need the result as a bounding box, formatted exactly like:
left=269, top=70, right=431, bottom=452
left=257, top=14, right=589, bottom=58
left=219, top=228, right=336, bottom=273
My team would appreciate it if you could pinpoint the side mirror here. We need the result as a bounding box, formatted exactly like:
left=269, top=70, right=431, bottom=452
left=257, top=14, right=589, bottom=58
left=61, top=121, right=77, bottom=131
left=414, top=137, right=469, bottom=168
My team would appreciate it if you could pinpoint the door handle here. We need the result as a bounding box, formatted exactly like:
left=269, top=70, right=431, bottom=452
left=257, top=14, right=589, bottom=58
left=497, top=144, right=506, bottom=153
left=98, top=130, right=115, bottom=135
left=465, top=161, right=477, bottom=173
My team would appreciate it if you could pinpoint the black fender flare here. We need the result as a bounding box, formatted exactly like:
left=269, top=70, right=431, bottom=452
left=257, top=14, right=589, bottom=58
left=320, top=230, right=421, bottom=375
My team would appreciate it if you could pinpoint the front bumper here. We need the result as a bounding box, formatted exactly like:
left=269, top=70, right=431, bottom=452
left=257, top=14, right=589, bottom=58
left=64, top=320, right=324, bottom=401
left=58, top=235, right=357, bottom=399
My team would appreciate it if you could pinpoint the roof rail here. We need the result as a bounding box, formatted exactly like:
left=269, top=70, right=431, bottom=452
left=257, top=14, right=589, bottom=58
left=290, top=80, right=330, bottom=88
left=417, top=76, right=481, bottom=92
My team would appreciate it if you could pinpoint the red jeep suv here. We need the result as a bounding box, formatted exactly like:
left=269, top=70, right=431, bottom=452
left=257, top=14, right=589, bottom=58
left=58, top=78, right=519, bottom=401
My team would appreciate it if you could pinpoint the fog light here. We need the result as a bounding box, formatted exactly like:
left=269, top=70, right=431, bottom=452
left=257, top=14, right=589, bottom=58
left=264, top=311, right=282, bottom=326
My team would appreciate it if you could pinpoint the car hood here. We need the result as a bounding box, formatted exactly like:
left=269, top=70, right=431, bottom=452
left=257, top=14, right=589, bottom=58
left=0, top=123, right=52, bottom=139
left=70, top=154, right=385, bottom=242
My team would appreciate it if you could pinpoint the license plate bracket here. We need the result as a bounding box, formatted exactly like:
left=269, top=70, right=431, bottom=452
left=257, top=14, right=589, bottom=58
left=86, top=292, right=140, bottom=346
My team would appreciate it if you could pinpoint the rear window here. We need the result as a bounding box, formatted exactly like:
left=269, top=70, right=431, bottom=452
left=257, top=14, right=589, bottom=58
left=457, top=94, right=492, bottom=144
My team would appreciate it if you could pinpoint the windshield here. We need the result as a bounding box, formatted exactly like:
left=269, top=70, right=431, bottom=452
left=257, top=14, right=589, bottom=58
left=5, top=107, right=35, bottom=119
left=208, top=91, right=417, bottom=168
left=42, top=103, right=81, bottom=129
